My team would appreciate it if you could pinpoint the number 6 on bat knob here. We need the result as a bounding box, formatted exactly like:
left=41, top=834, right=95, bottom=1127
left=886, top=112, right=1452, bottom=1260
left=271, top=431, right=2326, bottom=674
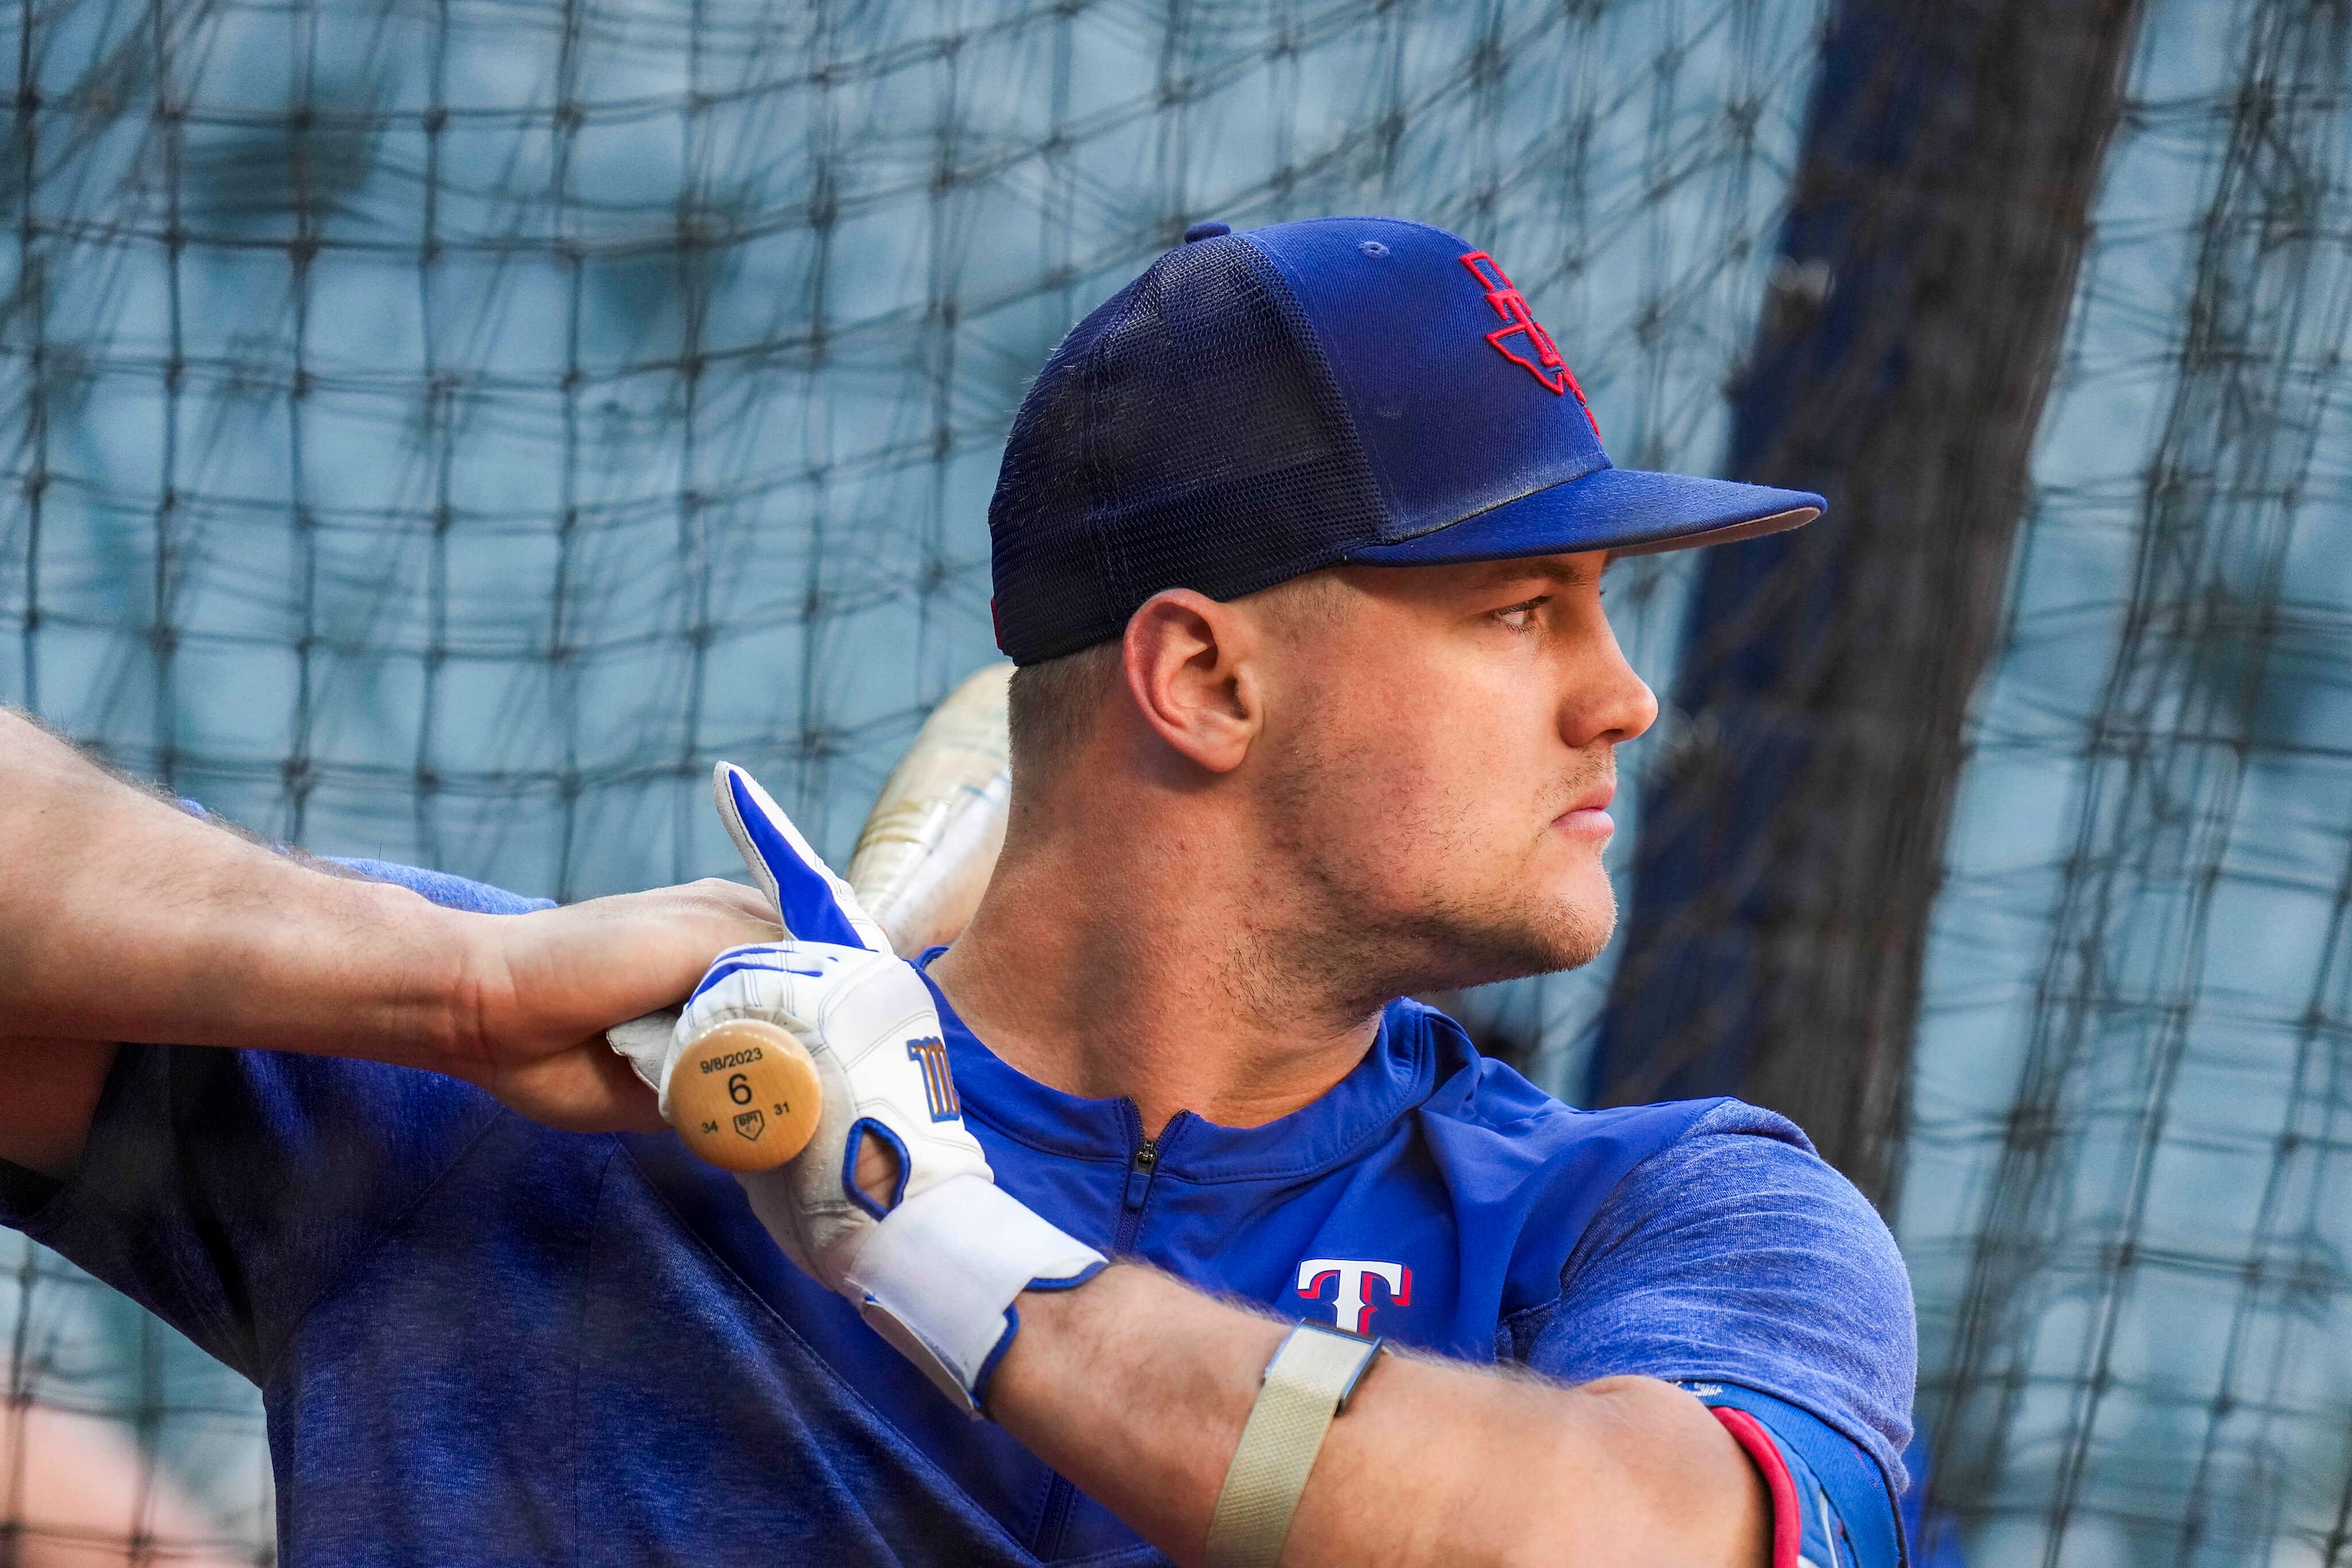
left=665, top=1019, right=824, bottom=1171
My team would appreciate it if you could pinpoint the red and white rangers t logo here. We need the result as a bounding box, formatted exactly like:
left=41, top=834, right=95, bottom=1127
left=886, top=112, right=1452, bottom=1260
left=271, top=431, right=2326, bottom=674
left=1296, top=1257, right=1412, bottom=1333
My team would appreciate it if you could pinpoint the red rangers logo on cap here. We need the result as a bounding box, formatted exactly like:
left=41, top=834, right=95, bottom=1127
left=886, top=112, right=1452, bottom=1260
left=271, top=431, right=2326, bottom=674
left=1459, top=250, right=1600, bottom=438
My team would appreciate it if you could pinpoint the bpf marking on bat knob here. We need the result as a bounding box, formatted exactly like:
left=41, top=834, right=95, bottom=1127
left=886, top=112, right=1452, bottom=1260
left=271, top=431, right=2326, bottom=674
left=669, top=1019, right=822, bottom=1172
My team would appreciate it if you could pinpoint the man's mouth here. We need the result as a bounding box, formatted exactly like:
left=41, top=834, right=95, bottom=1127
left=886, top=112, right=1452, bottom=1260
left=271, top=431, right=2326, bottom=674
left=1553, top=781, right=1616, bottom=839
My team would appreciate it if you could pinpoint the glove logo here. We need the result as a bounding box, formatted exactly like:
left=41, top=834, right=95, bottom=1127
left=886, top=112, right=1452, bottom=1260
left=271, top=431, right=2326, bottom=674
left=1296, top=1257, right=1411, bottom=1333
left=906, top=1035, right=961, bottom=1121
left=1459, top=250, right=1599, bottom=436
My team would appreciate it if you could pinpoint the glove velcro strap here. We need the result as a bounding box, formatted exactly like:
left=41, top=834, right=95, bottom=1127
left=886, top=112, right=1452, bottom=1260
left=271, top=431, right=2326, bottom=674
left=846, top=1175, right=1106, bottom=1417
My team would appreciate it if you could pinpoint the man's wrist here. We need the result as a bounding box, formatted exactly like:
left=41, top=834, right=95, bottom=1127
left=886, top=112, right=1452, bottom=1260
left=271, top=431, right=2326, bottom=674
left=997, top=1263, right=1290, bottom=1419
left=358, top=880, right=500, bottom=1076
left=245, top=864, right=499, bottom=1078
left=836, top=1174, right=1109, bottom=1416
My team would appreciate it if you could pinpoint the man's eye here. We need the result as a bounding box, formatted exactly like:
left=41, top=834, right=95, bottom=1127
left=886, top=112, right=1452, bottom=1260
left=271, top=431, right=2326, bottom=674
left=1494, top=595, right=1549, bottom=630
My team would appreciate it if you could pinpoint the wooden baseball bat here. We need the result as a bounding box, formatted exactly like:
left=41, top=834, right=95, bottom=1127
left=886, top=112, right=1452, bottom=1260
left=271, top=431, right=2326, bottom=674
left=620, top=664, right=1014, bottom=1173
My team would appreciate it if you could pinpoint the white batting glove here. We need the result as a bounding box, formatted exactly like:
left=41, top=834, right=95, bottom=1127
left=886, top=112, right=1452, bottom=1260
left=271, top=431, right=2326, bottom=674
left=648, top=764, right=1105, bottom=1415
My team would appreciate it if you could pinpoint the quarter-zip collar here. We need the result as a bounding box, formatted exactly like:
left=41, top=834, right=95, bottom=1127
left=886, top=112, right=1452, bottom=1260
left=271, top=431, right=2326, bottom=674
left=913, top=949, right=1442, bottom=1182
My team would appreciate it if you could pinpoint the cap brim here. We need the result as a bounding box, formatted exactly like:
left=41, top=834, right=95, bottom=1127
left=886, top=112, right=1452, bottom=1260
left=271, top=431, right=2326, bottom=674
left=1343, top=465, right=1823, bottom=566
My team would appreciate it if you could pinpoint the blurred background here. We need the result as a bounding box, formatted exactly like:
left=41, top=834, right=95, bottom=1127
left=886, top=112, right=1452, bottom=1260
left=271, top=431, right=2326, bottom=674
left=3, top=0, right=2348, bottom=1560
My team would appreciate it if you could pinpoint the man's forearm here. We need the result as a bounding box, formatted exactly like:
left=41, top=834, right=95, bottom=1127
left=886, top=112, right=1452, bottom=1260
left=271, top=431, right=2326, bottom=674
left=0, top=708, right=778, bottom=1172
left=990, top=1264, right=1767, bottom=1568
left=0, top=709, right=473, bottom=1060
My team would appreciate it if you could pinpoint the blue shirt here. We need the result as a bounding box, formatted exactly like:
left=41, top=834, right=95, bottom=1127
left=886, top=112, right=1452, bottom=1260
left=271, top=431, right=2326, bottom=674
left=2, top=862, right=1915, bottom=1565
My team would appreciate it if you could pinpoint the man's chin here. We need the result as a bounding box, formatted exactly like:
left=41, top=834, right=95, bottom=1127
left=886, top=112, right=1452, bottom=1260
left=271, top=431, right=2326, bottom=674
left=1408, top=896, right=1616, bottom=994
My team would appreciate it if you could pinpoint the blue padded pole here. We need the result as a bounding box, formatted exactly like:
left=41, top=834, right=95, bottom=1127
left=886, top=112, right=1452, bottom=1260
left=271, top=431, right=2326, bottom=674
left=1590, top=0, right=2143, bottom=1207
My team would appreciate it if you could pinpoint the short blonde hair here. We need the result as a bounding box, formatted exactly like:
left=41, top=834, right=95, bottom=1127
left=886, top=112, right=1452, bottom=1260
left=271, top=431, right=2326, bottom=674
left=1007, top=640, right=1124, bottom=781
left=1005, top=569, right=1349, bottom=778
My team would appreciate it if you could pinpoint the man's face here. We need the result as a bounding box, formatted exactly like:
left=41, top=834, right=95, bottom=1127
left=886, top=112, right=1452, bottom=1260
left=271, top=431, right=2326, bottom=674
left=1248, top=551, right=1657, bottom=1004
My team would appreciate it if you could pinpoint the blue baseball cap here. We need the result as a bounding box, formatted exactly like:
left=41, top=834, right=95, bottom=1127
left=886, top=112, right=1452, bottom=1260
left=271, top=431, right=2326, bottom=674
left=986, top=215, right=1823, bottom=665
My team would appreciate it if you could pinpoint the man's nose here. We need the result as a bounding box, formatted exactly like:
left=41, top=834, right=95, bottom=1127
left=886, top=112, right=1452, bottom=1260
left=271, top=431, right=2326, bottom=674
left=1561, top=632, right=1658, bottom=749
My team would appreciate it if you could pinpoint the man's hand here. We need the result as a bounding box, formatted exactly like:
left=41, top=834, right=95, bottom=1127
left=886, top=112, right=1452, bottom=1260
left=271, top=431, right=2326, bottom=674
left=442, top=878, right=779, bottom=1132
left=641, top=764, right=1105, bottom=1412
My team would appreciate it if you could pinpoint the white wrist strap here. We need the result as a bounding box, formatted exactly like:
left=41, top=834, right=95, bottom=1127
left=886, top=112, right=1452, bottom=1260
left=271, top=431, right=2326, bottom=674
left=844, top=1175, right=1105, bottom=1417
left=1202, top=1323, right=1385, bottom=1568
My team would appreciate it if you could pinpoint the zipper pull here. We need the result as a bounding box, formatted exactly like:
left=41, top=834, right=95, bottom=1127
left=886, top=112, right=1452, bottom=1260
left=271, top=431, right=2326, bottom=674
left=1121, top=1138, right=1159, bottom=1209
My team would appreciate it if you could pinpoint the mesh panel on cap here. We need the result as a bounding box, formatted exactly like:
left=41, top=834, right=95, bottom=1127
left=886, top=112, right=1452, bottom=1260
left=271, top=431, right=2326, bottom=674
left=987, top=235, right=1387, bottom=664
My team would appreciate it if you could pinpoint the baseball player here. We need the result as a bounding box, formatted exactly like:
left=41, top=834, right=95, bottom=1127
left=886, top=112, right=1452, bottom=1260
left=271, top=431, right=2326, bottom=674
left=0, top=217, right=1913, bottom=1566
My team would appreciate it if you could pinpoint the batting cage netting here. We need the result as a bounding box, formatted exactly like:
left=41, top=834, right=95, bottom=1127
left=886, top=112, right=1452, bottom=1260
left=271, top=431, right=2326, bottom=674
left=0, top=0, right=2346, bottom=1560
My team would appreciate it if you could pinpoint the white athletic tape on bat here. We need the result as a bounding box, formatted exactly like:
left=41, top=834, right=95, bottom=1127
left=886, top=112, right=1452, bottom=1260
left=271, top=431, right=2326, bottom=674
left=609, top=1007, right=680, bottom=1093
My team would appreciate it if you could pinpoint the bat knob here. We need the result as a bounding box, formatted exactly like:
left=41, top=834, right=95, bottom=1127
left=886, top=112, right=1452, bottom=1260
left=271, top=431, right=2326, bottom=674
left=666, top=1019, right=822, bottom=1171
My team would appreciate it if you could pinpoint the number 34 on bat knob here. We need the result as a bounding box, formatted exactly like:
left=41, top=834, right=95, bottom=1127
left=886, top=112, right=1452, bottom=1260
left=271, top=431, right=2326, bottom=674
left=665, top=1019, right=824, bottom=1173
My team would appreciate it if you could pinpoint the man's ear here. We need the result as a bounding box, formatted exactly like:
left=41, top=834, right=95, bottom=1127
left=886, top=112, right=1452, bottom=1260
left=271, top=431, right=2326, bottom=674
left=1120, top=589, right=1262, bottom=774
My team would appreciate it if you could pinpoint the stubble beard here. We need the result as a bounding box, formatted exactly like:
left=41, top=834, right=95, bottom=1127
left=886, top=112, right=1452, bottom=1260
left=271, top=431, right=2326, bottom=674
left=1252, top=727, right=1619, bottom=1022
